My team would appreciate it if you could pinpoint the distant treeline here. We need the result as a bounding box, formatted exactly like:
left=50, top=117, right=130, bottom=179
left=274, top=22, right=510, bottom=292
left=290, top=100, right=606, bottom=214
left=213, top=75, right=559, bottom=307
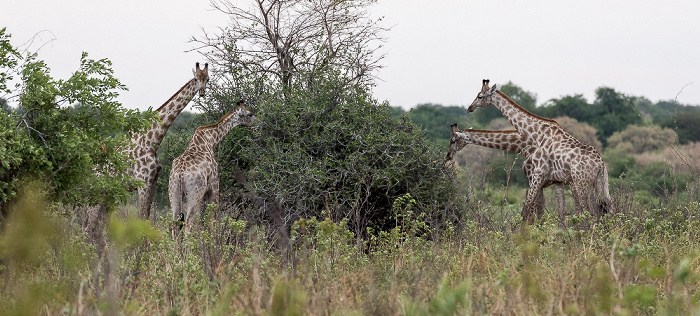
left=390, top=82, right=700, bottom=148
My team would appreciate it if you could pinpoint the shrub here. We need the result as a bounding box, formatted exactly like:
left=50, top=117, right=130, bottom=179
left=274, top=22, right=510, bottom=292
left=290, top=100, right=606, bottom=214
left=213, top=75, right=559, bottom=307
left=161, top=72, right=462, bottom=243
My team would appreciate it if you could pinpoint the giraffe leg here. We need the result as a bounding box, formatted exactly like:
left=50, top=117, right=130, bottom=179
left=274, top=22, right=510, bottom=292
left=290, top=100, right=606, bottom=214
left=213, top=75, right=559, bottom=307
left=83, top=205, right=106, bottom=256
left=570, top=181, right=588, bottom=216
left=553, top=183, right=566, bottom=227
left=169, top=173, right=184, bottom=239
left=138, top=178, right=156, bottom=220
left=184, top=187, right=207, bottom=233
left=139, top=163, right=161, bottom=220
left=207, top=174, right=220, bottom=210
left=535, top=188, right=545, bottom=220
left=522, top=176, right=545, bottom=226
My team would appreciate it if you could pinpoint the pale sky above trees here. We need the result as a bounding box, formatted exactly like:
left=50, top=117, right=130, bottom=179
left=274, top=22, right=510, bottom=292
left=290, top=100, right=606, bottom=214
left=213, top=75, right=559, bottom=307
left=5, top=0, right=700, bottom=111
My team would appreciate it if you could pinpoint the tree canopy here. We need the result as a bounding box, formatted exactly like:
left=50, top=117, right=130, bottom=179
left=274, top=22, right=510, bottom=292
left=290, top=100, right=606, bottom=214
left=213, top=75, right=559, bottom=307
left=0, top=28, right=155, bottom=215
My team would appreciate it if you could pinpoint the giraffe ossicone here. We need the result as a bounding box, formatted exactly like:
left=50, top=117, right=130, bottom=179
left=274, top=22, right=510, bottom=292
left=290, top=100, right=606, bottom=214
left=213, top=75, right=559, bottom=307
left=169, top=100, right=255, bottom=238
left=466, top=79, right=611, bottom=224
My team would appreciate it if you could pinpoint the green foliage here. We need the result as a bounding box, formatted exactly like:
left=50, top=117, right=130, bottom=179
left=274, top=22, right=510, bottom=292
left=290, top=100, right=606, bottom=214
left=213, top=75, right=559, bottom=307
left=270, top=278, right=308, bottom=316
left=0, top=28, right=21, bottom=94
left=198, top=72, right=461, bottom=237
left=401, top=277, right=471, bottom=316
left=399, top=104, right=472, bottom=147
left=0, top=30, right=156, bottom=212
left=592, top=87, right=643, bottom=144
left=0, top=182, right=95, bottom=315
left=2, top=190, right=700, bottom=314
left=536, top=94, right=593, bottom=122
left=107, top=215, right=162, bottom=251
left=662, top=110, right=700, bottom=144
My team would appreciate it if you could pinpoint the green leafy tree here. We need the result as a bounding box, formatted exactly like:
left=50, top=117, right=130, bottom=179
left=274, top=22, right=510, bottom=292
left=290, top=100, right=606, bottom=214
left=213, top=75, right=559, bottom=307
left=170, top=0, right=462, bottom=241
left=0, top=28, right=155, bottom=215
left=590, top=87, right=642, bottom=146
left=160, top=71, right=461, bottom=241
left=535, top=94, right=594, bottom=123
left=405, top=104, right=472, bottom=147
left=661, top=110, right=700, bottom=144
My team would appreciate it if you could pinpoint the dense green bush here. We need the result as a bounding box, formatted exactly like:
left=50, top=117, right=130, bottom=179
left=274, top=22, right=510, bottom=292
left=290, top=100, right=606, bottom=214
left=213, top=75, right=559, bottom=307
left=157, top=71, right=462, bottom=241
left=229, top=75, right=460, bottom=239
left=0, top=29, right=155, bottom=215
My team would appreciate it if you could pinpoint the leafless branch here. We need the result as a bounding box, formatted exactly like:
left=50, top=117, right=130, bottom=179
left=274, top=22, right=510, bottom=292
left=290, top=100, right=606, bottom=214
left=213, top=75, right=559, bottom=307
left=191, top=0, right=388, bottom=89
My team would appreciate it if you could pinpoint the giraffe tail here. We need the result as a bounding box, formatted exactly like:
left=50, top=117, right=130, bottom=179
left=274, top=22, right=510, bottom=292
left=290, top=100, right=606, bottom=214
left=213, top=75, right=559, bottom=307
left=595, top=165, right=612, bottom=215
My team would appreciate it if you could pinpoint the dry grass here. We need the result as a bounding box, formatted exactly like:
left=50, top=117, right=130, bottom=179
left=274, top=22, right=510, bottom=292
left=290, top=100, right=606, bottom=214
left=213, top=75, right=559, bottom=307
left=1, top=184, right=700, bottom=315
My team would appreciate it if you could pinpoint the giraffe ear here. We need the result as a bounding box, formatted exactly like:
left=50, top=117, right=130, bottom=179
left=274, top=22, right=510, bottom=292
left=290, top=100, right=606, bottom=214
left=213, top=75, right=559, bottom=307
left=490, top=84, right=501, bottom=93
left=450, top=123, right=459, bottom=134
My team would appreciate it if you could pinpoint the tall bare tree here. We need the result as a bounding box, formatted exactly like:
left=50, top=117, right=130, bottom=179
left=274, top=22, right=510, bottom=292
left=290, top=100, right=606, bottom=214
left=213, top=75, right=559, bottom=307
left=192, top=0, right=387, bottom=89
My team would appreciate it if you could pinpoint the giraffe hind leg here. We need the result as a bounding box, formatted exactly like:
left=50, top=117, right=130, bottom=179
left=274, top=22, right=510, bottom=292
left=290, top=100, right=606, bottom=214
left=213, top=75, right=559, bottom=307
left=168, top=172, right=184, bottom=239
left=184, top=188, right=207, bottom=233
left=553, top=183, right=566, bottom=227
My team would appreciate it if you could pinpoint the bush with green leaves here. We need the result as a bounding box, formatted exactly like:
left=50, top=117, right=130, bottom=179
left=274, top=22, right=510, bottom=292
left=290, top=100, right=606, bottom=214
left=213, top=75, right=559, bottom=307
left=248, top=77, right=459, bottom=239
left=0, top=28, right=155, bottom=214
left=160, top=72, right=463, bottom=240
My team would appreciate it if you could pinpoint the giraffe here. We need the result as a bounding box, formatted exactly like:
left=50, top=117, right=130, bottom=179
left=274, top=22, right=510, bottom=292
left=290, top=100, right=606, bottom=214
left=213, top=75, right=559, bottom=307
left=125, top=62, right=209, bottom=219
left=81, top=63, right=209, bottom=250
left=169, top=101, right=255, bottom=237
left=445, top=124, right=567, bottom=222
left=466, top=79, right=610, bottom=224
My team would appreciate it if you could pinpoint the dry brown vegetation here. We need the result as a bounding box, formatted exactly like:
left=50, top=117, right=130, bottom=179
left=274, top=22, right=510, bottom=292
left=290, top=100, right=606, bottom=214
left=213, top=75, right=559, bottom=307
left=1, top=179, right=699, bottom=315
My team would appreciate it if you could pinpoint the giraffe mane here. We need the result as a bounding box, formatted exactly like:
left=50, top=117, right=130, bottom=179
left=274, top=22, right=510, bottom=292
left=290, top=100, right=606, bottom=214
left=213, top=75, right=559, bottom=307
left=196, top=110, right=235, bottom=131
left=496, top=90, right=562, bottom=127
left=461, top=129, right=519, bottom=135
left=155, top=78, right=196, bottom=112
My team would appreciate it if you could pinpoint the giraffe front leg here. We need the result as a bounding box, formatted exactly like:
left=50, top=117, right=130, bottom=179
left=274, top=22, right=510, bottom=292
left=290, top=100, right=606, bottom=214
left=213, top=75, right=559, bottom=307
left=522, top=176, right=545, bottom=226
left=138, top=178, right=157, bottom=220
left=535, top=188, right=545, bottom=219
left=138, top=163, right=161, bottom=220
left=207, top=176, right=220, bottom=213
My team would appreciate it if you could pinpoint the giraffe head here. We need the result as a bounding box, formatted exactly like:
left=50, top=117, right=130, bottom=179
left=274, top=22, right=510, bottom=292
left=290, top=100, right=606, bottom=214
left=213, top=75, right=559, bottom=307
left=193, top=62, right=210, bottom=97
left=232, top=100, right=256, bottom=126
left=467, top=79, right=500, bottom=113
left=445, top=123, right=468, bottom=161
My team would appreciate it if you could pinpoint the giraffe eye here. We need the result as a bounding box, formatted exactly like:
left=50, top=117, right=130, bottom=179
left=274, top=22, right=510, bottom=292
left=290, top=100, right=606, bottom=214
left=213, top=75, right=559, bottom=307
left=477, top=96, right=483, bottom=99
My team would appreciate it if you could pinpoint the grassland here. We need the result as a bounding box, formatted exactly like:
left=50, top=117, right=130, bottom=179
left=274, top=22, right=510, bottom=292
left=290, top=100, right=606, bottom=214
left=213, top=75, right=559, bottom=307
left=1, top=183, right=699, bottom=315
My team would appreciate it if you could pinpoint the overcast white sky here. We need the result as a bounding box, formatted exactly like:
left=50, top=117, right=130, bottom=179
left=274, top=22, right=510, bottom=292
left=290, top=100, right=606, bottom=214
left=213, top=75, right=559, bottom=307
left=5, top=0, right=700, bottom=112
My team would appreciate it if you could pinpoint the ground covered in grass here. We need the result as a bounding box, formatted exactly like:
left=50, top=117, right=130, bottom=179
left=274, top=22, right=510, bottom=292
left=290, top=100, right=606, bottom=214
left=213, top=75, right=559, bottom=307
left=1, top=190, right=699, bottom=315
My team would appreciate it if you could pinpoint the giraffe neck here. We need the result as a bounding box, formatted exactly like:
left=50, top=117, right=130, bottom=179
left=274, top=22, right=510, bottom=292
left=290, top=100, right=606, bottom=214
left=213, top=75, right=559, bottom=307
left=195, top=112, right=243, bottom=149
left=147, top=78, right=199, bottom=147
left=462, top=129, right=526, bottom=154
left=491, top=91, right=556, bottom=146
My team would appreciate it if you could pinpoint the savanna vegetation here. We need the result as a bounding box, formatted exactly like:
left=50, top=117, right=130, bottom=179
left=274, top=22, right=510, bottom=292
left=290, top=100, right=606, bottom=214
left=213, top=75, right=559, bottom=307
left=2, top=0, right=700, bottom=314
